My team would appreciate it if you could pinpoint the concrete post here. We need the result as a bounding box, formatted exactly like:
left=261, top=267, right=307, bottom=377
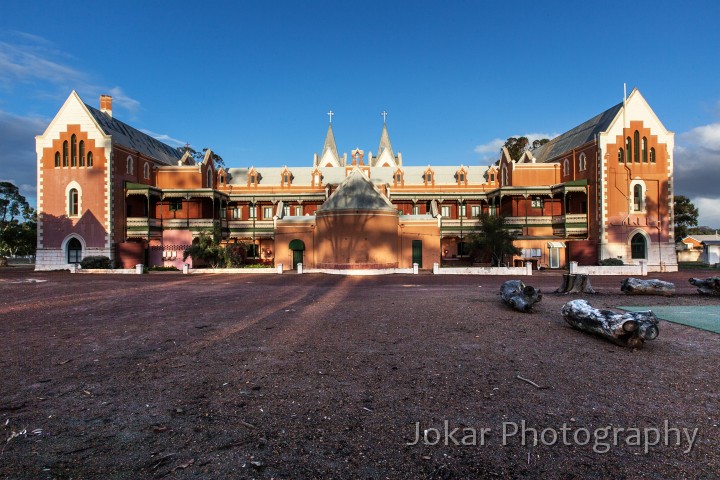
left=525, top=261, right=532, bottom=276
left=433, top=262, right=439, bottom=274
left=135, top=264, right=144, bottom=274
left=297, top=263, right=303, bottom=274
left=569, top=261, right=578, bottom=274
left=640, top=260, right=648, bottom=276
left=182, top=263, right=189, bottom=274
left=277, top=263, right=283, bottom=274
left=413, top=263, right=419, bottom=274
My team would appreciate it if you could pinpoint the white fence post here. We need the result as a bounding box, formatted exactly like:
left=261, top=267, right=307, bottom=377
left=569, top=261, right=578, bottom=274
left=525, top=261, right=532, bottom=276
left=433, top=262, right=439, bottom=274
left=297, top=263, right=303, bottom=274
left=182, top=264, right=189, bottom=274
left=413, top=263, right=419, bottom=274
left=277, top=263, right=283, bottom=274
left=135, top=264, right=144, bottom=274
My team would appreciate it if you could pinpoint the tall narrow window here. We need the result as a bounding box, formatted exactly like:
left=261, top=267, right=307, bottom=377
left=633, top=131, right=640, bottom=163
left=55, top=151, right=61, bottom=167
left=87, top=151, right=93, bottom=167
left=71, top=134, right=77, bottom=166
left=633, top=184, right=644, bottom=211
left=127, top=157, right=133, bottom=174
left=79, top=140, right=85, bottom=166
left=626, top=137, right=632, bottom=163
left=650, top=147, right=656, bottom=163
left=207, top=170, right=213, bottom=188
left=249, top=205, right=257, bottom=218
left=69, top=188, right=79, bottom=216
left=144, top=163, right=150, bottom=180
left=578, top=153, right=587, bottom=171
left=563, top=159, right=569, bottom=176
left=63, top=141, right=69, bottom=166
left=642, top=137, right=648, bottom=163
left=618, top=148, right=624, bottom=163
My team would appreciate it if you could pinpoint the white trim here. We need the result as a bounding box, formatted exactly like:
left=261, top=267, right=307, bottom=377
left=629, top=178, right=647, bottom=214
left=628, top=229, right=650, bottom=260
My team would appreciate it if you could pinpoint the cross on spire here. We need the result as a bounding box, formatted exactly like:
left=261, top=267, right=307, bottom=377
left=327, top=110, right=334, bottom=124
left=381, top=110, right=388, bottom=123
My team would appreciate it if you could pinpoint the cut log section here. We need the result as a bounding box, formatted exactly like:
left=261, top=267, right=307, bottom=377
left=500, top=280, right=542, bottom=312
left=620, top=278, right=675, bottom=296
left=689, top=277, right=720, bottom=296
left=561, top=299, right=659, bottom=348
left=556, top=273, right=595, bottom=294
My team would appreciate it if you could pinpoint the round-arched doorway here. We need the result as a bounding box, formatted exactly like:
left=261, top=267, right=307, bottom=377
left=289, top=239, right=305, bottom=269
left=630, top=233, right=647, bottom=260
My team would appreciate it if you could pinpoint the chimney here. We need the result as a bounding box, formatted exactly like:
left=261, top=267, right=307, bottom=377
left=100, top=95, right=113, bottom=117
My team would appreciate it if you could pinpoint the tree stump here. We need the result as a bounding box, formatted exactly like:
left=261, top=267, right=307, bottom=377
left=620, top=278, right=675, bottom=296
left=556, top=274, right=595, bottom=294
left=561, top=299, right=659, bottom=348
left=689, top=277, right=720, bottom=296
left=500, top=280, right=542, bottom=312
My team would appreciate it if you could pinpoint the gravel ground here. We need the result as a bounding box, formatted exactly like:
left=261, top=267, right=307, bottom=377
left=0, top=267, right=718, bottom=479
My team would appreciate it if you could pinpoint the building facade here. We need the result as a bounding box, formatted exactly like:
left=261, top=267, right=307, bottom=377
left=35, top=89, right=677, bottom=272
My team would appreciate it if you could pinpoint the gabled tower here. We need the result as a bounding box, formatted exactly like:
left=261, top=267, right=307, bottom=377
left=314, top=113, right=344, bottom=167
left=374, top=113, right=400, bottom=167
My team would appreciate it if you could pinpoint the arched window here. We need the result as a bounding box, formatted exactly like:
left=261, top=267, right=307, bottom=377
left=63, top=140, right=69, bottom=166
left=642, top=137, right=648, bottom=163
left=143, top=162, right=150, bottom=180
left=633, top=184, right=644, bottom=212
left=618, top=148, right=624, bottom=163
left=71, top=134, right=77, bottom=166
left=68, top=188, right=79, bottom=216
left=578, top=153, right=587, bottom=171
left=633, top=131, right=640, bottom=163
left=631, top=233, right=647, bottom=259
left=563, top=159, right=570, bottom=176
left=649, top=147, right=656, bottom=163
left=626, top=137, right=632, bottom=163
left=79, top=140, right=85, bottom=166
left=55, top=151, right=61, bottom=167
left=126, top=156, right=133, bottom=175
left=67, top=238, right=82, bottom=264
left=87, top=151, right=93, bottom=167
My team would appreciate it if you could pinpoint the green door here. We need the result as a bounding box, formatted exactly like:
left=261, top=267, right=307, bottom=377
left=412, top=240, right=422, bottom=268
left=289, top=239, right=305, bottom=270
left=292, top=249, right=303, bottom=269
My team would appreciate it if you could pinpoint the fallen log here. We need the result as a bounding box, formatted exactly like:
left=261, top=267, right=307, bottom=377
left=556, top=273, right=595, bottom=294
left=500, top=280, right=542, bottom=312
left=689, top=277, right=720, bottom=296
left=620, top=277, right=675, bottom=296
left=561, top=299, right=659, bottom=348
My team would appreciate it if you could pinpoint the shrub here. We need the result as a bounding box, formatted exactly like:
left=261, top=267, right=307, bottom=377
left=147, top=265, right=179, bottom=271
left=600, top=258, right=624, bottom=266
left=80, top=256, right=112, bottom=269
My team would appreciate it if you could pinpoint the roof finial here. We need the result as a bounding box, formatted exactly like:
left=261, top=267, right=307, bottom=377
left=381, top=110, right=388, bottom=123
left=327, top=110, right=334, bottom=124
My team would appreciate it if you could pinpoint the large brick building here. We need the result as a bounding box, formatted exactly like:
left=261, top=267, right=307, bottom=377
left=35, top=89, right=677, bottom=272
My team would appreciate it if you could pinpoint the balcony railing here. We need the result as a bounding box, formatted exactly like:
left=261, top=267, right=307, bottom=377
left=553, top=213, right=588, bottom=224
left=126, top=217, right=160, bottom=229
left=504, top=216, right=553, bottom=226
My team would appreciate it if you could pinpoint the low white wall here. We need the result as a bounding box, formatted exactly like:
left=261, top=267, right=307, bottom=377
left=188, top=267, right=277, bottom=274
left=77, top=268, right=137, bottom=274
left=570, top=261, right=644, bottom=276
left=436, top=266, right=531, bottom=275
left=303, top=268, right=414, bottom=275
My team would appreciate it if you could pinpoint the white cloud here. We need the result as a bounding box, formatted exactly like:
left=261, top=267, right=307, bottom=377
left=0, top=32, right=141, bottom=116
left=140, top=129, right=187, bottom=148
left=474, top=138, right=504, bottom=155
left=674, top=120, right=720, bottom=227
left=0, top=110, right=47, bottom=204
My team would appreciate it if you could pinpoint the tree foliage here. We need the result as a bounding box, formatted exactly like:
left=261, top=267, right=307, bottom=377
left=673, top=195, right=699, bottom=240
left=181, top=146, right=225, bottom=167
left=466, top=213, right=521, bottom=266
left=182, top=226, right=247, bottom=268
left=0, top=182, right=36, bottom=259
left=503, top=137, right=549, bottom=161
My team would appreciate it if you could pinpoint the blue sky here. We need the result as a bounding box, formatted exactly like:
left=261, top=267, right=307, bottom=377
left=1, top=0, right=719, bottom=227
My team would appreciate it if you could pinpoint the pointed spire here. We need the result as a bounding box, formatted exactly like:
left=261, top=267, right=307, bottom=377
left=377, top=121, right=394, bottom=159
left=322, top=122, right=340, bottom=164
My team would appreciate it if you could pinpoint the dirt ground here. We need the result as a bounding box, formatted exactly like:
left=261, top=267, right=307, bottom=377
left=0, top=267, right=718, bottom=479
